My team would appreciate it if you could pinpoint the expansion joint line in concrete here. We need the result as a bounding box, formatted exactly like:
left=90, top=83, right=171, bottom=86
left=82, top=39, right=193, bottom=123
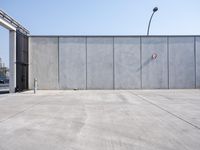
left=130, top=92, right=200, bottom=130
left=0, top=99, right=43, bottom=124
left=194, top=36, right=197, bottom=88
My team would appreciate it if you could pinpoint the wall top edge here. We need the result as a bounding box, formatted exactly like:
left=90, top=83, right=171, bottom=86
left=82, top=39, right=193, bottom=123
left=28, top=35, right=200, bottom=38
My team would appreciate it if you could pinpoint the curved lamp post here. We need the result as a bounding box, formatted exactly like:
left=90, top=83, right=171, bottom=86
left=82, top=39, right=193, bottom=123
left=147, top=7, right=158, bottom=36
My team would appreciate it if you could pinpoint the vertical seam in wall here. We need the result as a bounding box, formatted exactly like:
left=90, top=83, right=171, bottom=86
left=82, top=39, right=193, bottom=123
left=140, top=37, right=142, bottom=89
left=86, top=37, right=88, bottom=90
left=167, top=37, right=170, bottom=89
left=28, top=37, right=30, bottom=89
left=194, top=36, right=197, bottom=89
left=58, top=36, right=60, bottom=89
left=113, top=37, right=115, bottom=90
left=27, top=35, right=29, bottom=90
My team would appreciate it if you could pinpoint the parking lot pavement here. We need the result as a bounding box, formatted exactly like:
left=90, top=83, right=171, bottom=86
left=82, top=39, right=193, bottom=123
left=0, top=90, right=200, bottom=150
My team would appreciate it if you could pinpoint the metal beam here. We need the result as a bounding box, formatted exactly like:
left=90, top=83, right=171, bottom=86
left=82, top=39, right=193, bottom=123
left=0, top=17, right=16, bottom=31
left=0, top=10, right=29, bottom=35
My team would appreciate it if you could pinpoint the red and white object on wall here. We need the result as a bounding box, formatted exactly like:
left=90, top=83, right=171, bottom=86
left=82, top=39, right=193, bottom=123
left=152, top=53, right=158, bottom=60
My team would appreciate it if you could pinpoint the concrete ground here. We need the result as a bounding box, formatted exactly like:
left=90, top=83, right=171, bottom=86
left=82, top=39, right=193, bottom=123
left=0, top=90, right=200, bottom=150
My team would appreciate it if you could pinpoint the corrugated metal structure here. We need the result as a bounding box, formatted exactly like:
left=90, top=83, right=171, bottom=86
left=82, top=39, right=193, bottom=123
left=16, top=30, right=29, bottom=91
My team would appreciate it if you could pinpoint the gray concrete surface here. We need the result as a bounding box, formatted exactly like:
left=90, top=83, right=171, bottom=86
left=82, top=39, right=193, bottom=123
left=196, top=37, right=200, bottom=88
left=142, top=37, right=168, bottom=89
left=114, top=37, right=141, bottom=89
left=9, top=31, right=16, bottom=93
left=0, top=90, right=200, bottom=150
left=87, top=37, right=114, bottom=89
left=29, top=37, right=59, bottom=90
left=59, top=37, right=86, bottom=89
left=169, top=37, right=195, bottom=89
left=29, top=36, right=199, bottom=90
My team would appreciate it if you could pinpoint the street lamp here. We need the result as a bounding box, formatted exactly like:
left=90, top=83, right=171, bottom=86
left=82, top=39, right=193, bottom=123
left=147, top=7, right=158, bottom=36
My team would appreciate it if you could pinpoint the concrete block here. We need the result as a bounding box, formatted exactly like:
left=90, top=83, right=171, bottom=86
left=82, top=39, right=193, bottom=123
left=114, top=37, right=141, bottom=89
left=59, top=37, right=86, bottom=89
left=87, top=37, right=114, bottom=89
left=141, top=37, right=168, bottom=89
left=196, top=37, right=200, bottom=88
left=169, top=37, right=195, bottom=89
left=29, top=37, right=59, bottom=90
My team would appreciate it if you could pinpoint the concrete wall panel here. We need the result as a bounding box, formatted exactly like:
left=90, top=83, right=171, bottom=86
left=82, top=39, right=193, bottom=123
left=196, top=37, right=200, bottom=88
left=59, top=37, right=86, bottom=89
left=87, top=37, right=113, bottom=89
left=114, top=37, right=141, bottom=89
left=169, top=37, right=195, bottom=89
left=142, top=37, right=168, bottom=89
left=29, top=37, right=59, bottom=90
left=28, top=36, right=197, bottom=90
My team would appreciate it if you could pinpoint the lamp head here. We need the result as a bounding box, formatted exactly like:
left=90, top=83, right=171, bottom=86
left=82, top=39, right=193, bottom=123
left=153, top=7, right=158, bottom=12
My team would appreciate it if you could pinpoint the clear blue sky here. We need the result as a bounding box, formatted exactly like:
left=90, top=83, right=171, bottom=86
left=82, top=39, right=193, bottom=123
left=1, top=0, right=200, bottom=67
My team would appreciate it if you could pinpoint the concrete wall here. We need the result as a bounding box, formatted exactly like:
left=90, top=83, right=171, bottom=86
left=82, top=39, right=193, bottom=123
left=142, top=37, right=168, bottom=89
left=196, top=37, right=200, bottom=88
left=29, top=36, right=199, bottom=90
left=169, top=37, right=195, bottom=89
left=114, top=37, right=141, bottom=89
left=29, top=37, right=59, bottom=90
left=87, top=37, right=114, bottom=89
left=59, top=37, right=86, bottom=89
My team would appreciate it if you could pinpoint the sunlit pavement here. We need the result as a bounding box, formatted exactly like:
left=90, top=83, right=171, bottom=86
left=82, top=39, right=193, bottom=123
left=0, top=90, right=200, bottom=150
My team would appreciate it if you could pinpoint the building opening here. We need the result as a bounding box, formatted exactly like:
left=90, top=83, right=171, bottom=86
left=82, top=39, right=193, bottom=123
left=0, top=26, right=9, bottom=94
